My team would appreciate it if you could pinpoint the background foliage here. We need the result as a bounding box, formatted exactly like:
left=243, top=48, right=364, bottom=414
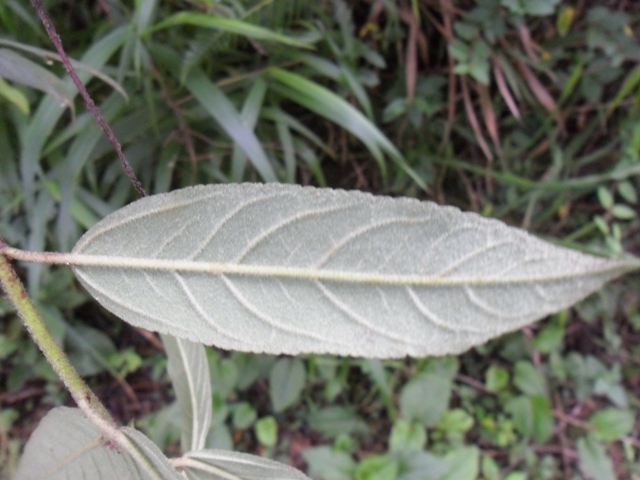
left=1, top=0, right=639, bottom=479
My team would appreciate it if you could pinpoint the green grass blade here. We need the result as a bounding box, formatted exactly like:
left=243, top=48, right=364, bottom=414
left=292, top=138, right=327, bottom=186
left=0, top=76, right=30, bottom=114
left=0, top=49, right=74, bottom=107
left=269, top=68, right=426, bottom=189
left=231, top=78, right=268, bottom=182
left=608, top=64, right=640, bottom=116
left=19, top=26, right=129, bottom=293
left=0, top=39, right=128, bottom=100
left=147, top=12, right=314, bottom=50
left=262, top=107, right=333, bottom=156
left=340, top=64, right=374, bottom=119
left=186, top=70, right=278, bottom=182
left=275, top=118, right=296, bottom=183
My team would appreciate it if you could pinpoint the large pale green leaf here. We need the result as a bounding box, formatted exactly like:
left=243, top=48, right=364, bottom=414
left=68, top=184, right=639, bottom=358
left=162, top=334, right=212, bottom=453
left=14, top=407, right=181, bottom=480
left=174, top=449, right=312, bottom=480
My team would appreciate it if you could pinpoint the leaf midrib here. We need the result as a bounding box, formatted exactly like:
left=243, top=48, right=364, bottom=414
left=57, top=252, right=635, bottom=287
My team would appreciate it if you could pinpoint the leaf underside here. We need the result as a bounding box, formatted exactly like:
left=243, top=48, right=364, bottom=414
left=14, top=407, right=180, bottom=480
left=71, top=184, right=637, bottom=358
left=177, top=450, right=313, bottom=480
left=162, top=334, right=212, bottom=453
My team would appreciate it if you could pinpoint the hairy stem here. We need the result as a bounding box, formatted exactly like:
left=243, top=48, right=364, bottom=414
left=0, top=243, right=113, bottom=425
left=29, top=0, right=146, bottom=198
left=0, top=240, right=169, bottom=478
left=1, top=244, right=639, bottom=287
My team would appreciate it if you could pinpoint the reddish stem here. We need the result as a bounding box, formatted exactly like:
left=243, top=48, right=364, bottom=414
left=29, top=0, right=147, bottom=198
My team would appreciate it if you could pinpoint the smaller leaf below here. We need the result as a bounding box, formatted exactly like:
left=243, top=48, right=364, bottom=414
left=176, top=449, right=313, bottom=480
left=14, top=407, right=180, bottom=480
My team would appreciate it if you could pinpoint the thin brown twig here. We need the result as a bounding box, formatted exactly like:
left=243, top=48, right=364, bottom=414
left=455, top=373, right=492, bottom=393
left=435, top=0, right=455, bottom=151
left=29, top=0, right=146, bottom=198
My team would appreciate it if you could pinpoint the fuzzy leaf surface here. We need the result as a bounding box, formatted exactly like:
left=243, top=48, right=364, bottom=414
left=14, top=407, right=180, bottom=480
left=162, top=334, right=212, bottom=453
left=70, top=184, right=638, bottom=358
left=175, top=449, right=312, bottom=480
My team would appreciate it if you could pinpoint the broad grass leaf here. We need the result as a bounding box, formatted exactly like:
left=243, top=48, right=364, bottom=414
left=175, top=449, right=312, bottom=480
left=162, top=334, right=211, bottom=453
left=0, top=49, right=74, bottom=107
left=70, top=184, right=639, bottom=358
left=0, top=76, right=30, bottom=114
left=14, top=407, right=180, bottom=480
left=148, top=12, right=314, bottom=50
left=20, top=25, right=129, bottom=293
left=268, top=69, right=426, bottom=189
left=186, top=71, right=278, bottom=182
left=231, top=78, right=268, bottom=182
left=0, top=39, right=128, bottom=100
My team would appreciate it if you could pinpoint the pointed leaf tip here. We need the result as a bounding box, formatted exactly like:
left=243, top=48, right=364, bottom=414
left=71, top=184, right=637, bottom=358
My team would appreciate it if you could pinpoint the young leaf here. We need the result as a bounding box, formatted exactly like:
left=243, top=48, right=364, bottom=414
left=577, top=435, right=616, bottom=480
left=438, top=446, right=479, bottom=480
left=302, top=446, right=356, bottom=480
left=589, top=408, right=634, bottom=441
left=270, top=357, right=306, bottom=412
left=175, top=449, right=312, bottom=479
left=307, top=406, right=368, bottom=437
left=255, top=416, right=278, bottom=448
left=400, top=369, right=454, bottom=426
left=231, top=402, right=257, bottom=430
left=64, top=184, right=639, bottom=358
left=354, top=454, right=399, bottom=480
left=162, top=334, right=212, bottom=453
left=389, top=419, right=427, bottom=452
left=14, top=407, right=181, bottom=480
left=397, top=451, right=449, bottom=480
